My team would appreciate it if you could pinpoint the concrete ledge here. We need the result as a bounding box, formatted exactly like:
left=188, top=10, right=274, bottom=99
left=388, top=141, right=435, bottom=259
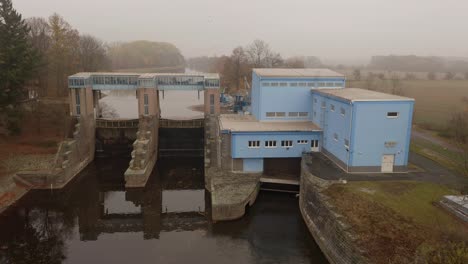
left=124, top=153, right=157, bottom=188
left=210, top=168, right=261, bottom=221
left=439, top=195, right=468, bottom=222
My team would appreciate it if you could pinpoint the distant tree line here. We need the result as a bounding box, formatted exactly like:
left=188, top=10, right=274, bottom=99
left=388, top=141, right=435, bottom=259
left=369, top=55, right=468, bottom=74
left=187, top=39, right=323, bottom=92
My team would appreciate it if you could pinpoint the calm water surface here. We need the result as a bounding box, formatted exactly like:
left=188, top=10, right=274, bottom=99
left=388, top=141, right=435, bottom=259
left=0, top=156, right=327, bottom=264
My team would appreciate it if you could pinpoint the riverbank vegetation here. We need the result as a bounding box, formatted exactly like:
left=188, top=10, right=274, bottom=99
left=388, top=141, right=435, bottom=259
left=324, top=181, right=468, bottom=264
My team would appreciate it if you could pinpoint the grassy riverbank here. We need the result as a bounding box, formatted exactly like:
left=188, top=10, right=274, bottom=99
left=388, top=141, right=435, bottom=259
left=324, top=181, right=468, bottom=264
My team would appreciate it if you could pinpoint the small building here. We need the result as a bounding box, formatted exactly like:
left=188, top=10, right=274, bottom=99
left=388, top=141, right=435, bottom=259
left=219, top=68, right=414, bottom=174
left=311, top=88, right=414, bottom=173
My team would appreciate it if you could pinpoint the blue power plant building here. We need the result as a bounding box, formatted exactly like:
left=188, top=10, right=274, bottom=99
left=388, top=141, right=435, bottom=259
left=219, top=68, right=414, bottom=174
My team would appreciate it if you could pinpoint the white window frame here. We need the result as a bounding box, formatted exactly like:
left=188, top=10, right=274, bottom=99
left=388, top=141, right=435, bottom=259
left=333, top=133, right=339, bottom=142
left=288, top=112, right=299, bottom=117
left=298, top=112, right=308, bottom=117
left=275, top=112, right=286, bottom=117
left=281, top=140, right=293, bottom=148
left=330, top=104, right=335, bottom=112
left=387, top=112, right=399, bottom=118
left=265, top=140, right=277, bottom=148
left=266, top=112, right=275, bottom=117
left=340, top=107, right=346, bottom=116
left=248, top=140, right=260, bottom=148
left=344, top=139, right=350, bottom=148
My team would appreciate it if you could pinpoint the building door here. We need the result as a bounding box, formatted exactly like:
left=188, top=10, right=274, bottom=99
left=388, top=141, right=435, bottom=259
left=381, top=154, right=394, bottom=173
left=311, top=140, right=319, bottom=152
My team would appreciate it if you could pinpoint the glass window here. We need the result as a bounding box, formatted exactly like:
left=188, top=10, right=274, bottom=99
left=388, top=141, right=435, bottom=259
left=307, top=82, right=315, bottom=87
left=344, top=139, right=350, bottom=147
left=275, top=112, right=286, bottom=117
left=279, top=82, right=287, bottom=86
left=266, top=112, right=275, bottom=117
left=340, top=107, right=346, bottom=116
left=297, top=140, right=308, bottom=144
left=299, top=112, right=308, bottom=117
left=298, top=82, right=306, bottom=86
left=248, top=141, right=260, bottom=148
left=331, top=104, right=335, bottom=111
left=265, top=141, right=277, bottom=148
left=270, top=82, right=279, bottom=87
left=387, top=112, right=399, bottom=118
left=281, top=140, right=293, bottom=147
left=334, top=133, right=339, bottom=141
left=288, top=112, right=299, bottom=117
left=289, top=82, right=298, bottom=87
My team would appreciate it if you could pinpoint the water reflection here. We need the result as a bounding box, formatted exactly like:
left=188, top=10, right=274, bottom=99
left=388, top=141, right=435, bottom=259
left=0, top=157, right=327, bottom=264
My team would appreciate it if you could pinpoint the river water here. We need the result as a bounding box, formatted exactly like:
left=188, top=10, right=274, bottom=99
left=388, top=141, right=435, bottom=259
left=0, top=91, right=328, bottom=263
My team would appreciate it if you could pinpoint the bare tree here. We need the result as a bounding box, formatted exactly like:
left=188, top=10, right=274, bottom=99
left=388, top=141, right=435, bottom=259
left=245, top=39, right=283, bottom=68
left=79, top=34, right=109, bottom=72
left=444, top=72, right=455, bottom=80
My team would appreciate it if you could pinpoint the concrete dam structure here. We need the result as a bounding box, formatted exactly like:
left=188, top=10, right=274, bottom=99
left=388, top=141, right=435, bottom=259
left=16, top=72, right=220, bottom=190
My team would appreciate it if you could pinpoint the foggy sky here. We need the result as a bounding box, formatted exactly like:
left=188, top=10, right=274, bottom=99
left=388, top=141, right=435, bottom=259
left=13, top=0, right=468, bottom=64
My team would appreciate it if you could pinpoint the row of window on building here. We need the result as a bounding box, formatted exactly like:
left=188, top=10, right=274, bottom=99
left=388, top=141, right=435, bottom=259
left=262, top=81, right=343, bottom=88
left=266, top=112, right=309, bottom=118
left=69, top=78, right=89, bottom=87
left=156, top=76, right=205, bottom=86
left=248, top=139, right=318, bottom=148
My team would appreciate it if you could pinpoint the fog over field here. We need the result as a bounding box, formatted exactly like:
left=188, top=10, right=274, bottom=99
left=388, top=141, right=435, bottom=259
left=13, top=0, right=468, bottom=64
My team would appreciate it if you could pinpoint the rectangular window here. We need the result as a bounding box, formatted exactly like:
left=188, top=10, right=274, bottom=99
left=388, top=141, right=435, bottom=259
left=307, top=82, right=315, bottom=87
left=271, top=82, right=279, bottom=87
left=334, top=133, right=339, bottom=141
left=313, top=111, right=317, bottom=117
left=210, top=94, right=215, bottom=105
left=326, top=82, right=334, bottom=87
left=144, top=94, right=149, bottom=115
left=281, top=140, right=293, bottom=147
left=279, top=82, right=287, bottom=86
left=75, top=89, right=81, bottom=116
left=298, top=82, right=306, bottom=86
left=266, top=112, right=275, bottom=117
left=330, top=104, right=335, bottom=111
left=318, top=82, right=326, bottom=87
left=334, top=82, right=343, bottom=87
left=387, top=112, right=399, bottom=118
left=262, top=82, right=270, bottom=87
left=265, top=140, right=277, bottom=148
left=288, top=112, right=299, bottom=117
left=289, top=82, right=298, bottom=87
left=321, top=101, right=326, bottom=108
left=299, top=112, right=308, bottom=117
left=248, top=140, right=260, bottom=148
left=340, top=107, right=346, bottom=116
left=314, top=98, right=317, bottom=103
left=275, top=112, right=286, bottom=117
left=344, top=139, right=350, bottom=147
left=297, top=140, right=308, bottom=144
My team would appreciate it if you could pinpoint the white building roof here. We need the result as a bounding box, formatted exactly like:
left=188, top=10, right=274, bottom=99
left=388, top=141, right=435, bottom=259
left=312, top=88, right=414, bottom=102
left=253, top=68, right=344, bottom=78
left=70, top=72, right=219, bottom=79
left=219, top=114, right=321, bottom=132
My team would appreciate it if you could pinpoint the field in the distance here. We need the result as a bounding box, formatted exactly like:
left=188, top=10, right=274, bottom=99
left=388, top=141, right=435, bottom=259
left=347, top=80, right=468, bottom=129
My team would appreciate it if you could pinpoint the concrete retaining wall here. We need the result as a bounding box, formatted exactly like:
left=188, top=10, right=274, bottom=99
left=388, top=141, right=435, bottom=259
left=299, top=159, right=367, bottom=264
left=14, top=114, right=95, bottom=189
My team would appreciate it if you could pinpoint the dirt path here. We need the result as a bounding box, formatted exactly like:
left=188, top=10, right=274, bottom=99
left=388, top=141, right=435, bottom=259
left=411, top=128, right=462, bottom=153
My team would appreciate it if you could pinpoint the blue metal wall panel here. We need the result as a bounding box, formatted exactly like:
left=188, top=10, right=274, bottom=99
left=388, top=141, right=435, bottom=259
left=243, top=158, right=264, bottom=172
left=231, top=131, right=321, bottom=158
left=351, top=101, right=414, bottom=167
left=252, top=77, right=345, bottom=121
left=312, top=92, right=353, bottom=165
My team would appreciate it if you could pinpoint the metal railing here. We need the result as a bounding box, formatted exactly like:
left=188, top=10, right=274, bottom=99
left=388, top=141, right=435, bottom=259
left=96, top=118, right=139, bottom=129
left=159, top=118, right=204, bottom=128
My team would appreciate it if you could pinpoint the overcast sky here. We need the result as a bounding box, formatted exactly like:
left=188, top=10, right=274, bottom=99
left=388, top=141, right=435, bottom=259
left=13, top=0, right=468, bottom=64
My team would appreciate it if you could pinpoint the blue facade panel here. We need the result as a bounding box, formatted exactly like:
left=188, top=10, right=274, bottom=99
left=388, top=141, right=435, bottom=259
left=350, top=101, right=414, bottom=167
left=312, top=92, right=353, bottom=165
left=231, top=131, right=321, bottom=159
left=251, top=74, right=346, bottom=121
left=243, top=158, right=264, bottom=172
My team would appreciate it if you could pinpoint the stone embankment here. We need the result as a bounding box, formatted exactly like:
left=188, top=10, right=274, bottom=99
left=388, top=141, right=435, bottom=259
left=299, top=155, right=367, bottom=264
left=125, top=116, right=158, bottom=188
left=13, top=115, right=95, bottom=189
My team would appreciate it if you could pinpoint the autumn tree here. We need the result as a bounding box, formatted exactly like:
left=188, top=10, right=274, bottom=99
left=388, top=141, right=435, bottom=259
left=0, top=0, right=39, bottom=133
left=47, top=13, right=81, bottom=97
left=79, top=34, right=109, bottom=72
